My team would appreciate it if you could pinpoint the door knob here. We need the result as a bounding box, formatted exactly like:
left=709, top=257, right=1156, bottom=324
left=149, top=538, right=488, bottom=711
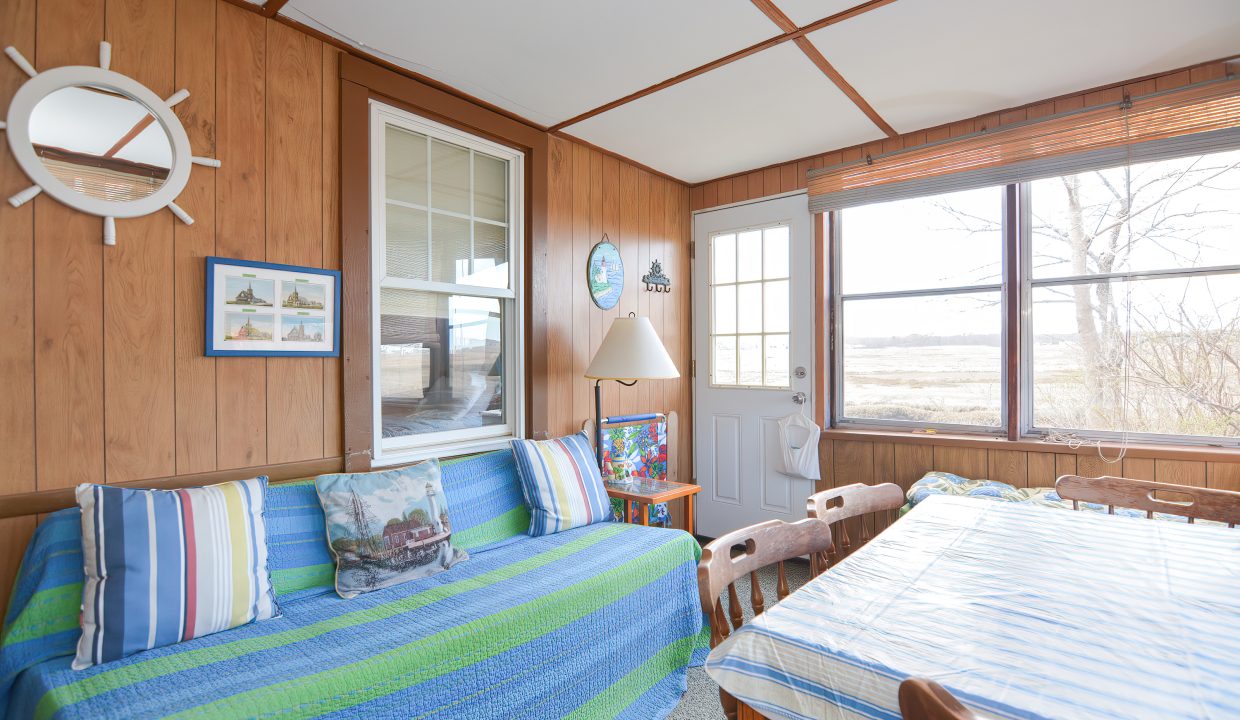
left=792, top=392, right=807, bottom=405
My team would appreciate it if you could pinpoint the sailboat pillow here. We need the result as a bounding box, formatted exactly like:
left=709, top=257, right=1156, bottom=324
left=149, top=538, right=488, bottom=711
left=315, top=460, right=468, bottom=599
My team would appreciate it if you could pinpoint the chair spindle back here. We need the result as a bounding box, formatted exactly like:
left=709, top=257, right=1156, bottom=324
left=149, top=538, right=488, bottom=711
left=1055, top=475, right=1239, bottom=527
left=807, top=482, right=905, bottom=573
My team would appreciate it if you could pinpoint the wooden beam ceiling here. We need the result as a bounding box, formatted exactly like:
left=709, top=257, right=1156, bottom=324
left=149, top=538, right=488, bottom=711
left=751, top=0, right=897, bottom=137
left=549, top=0, right=899, bottom=132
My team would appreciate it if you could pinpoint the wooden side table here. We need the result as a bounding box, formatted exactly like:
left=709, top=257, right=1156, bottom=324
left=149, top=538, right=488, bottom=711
left=605, top=479, right=701, bottom=535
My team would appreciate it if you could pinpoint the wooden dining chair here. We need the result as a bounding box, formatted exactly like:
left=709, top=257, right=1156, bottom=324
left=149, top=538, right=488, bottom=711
left=807, top=483, right=905, bottom=574
left=1055, top=475, right=1240, bottom=527
left=698, top=518, right=834, bottom=720
left=898, top=678, right=975, bottom=720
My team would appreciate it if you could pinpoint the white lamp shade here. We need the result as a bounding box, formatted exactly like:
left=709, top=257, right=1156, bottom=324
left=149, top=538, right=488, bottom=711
left=585, top=316, right=680, bottom=381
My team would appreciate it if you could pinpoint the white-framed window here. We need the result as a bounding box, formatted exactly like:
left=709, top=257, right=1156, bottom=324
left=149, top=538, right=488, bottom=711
left=370, top=101, right=524, bottom=465
left=708, top=223, right=791, bottom=389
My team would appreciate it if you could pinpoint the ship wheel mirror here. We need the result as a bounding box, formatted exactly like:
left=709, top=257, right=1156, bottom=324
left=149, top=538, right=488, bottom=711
left=2, top=42, right=220, bottom=246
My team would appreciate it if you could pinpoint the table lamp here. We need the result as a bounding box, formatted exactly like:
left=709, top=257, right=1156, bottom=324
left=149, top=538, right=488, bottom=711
left=584, top=313, right=680, bottom=470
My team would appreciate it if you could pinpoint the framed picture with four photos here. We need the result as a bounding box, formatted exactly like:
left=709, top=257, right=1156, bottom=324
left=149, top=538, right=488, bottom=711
left=205, top=257, right=341, bottom=357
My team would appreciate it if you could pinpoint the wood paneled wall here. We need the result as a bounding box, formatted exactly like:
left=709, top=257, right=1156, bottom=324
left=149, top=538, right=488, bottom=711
left=545, top=135, right=694, bottom=522
left=689, top=59, right=1233, bottom=211
left=0, top=0, right=698, bottom=615
left=820, top=437, right=1240, bottom=497
left=0, top=0, right=344, bottom=611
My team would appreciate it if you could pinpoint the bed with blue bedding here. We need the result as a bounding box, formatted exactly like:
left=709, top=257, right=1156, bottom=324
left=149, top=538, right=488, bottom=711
left=1, top=452, right=708, bottom=719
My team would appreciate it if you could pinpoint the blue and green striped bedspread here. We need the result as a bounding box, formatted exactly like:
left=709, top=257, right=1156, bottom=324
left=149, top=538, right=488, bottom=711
left=2, top=451, right=709, bottom=719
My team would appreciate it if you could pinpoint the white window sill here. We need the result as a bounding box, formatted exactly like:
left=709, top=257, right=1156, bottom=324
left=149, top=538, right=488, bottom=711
left=371, top=435, right=516, bottom=468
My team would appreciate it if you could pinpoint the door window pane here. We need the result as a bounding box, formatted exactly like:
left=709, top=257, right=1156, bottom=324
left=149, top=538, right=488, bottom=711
left=738, top=335, right=762, bottom=386
left=713, top=336, right=736, bottom=385
left=379, top=289, right=506, bottom=439
left=713, top=285, right=736, bottom=335
left=736, top=283, right=762, bottom=334
left=764, top=334, right=789, bottom=387
left=713, top=233, right=735, bottom=284
left=710, top=224, right=793, bottom=389
left=763, top=226, right=789, bottom=279
left=736, top=230, right=762, bottom=282
left=842, top=293, right=1003, bottom=426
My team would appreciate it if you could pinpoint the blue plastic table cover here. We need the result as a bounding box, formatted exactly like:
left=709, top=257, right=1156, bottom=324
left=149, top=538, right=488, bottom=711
left=706, top=494, right=1239, bottom=720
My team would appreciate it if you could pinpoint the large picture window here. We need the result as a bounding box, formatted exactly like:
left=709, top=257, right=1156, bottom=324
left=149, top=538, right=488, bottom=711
left=371, top=102, right=523, bottom=463
left=830, top=148, right=1240, bottom=446
left=1026, top=150, right=1240, bottom=442
left=834, top=187, right=1005, bottom=430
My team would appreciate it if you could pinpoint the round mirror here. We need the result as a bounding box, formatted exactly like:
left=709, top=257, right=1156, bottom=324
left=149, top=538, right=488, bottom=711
left=27, top=84, right=172, bottom=202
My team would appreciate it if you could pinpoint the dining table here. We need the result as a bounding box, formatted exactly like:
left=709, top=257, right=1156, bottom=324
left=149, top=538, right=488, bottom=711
left=704, top=493, right=1239, bottom=720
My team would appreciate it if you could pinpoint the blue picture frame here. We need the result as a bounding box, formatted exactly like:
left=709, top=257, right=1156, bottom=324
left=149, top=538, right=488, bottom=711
left=205, top=256, right=341, bottom=357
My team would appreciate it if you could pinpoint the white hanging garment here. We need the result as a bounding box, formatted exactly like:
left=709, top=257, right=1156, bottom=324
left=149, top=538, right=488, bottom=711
left=775, top=411, right=821, bottom=480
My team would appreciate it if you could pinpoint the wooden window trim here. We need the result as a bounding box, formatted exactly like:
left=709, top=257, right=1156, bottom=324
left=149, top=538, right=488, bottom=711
left=820, top=428, right=1239, bottom=464
left=340, top=55, right=550, bottom=471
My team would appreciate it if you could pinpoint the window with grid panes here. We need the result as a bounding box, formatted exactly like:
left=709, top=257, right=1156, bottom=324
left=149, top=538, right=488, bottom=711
left=371, top=102, right=524, bottom=463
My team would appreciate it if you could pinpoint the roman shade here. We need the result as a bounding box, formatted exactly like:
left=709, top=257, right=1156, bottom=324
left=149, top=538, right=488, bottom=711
left=808, top=76, right=1240, bottom=212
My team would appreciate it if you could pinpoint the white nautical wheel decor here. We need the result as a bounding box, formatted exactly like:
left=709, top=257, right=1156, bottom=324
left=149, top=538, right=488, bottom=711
left=2, top=41, right=220, bottom=245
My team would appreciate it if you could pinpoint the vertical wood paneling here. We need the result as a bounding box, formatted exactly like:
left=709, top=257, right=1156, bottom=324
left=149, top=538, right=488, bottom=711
left=1207, top=463, right=1240, bottom=492
left=265, top=20, right=324, bottom=464
left=873, top=442, right=895, bottom=485
left=215, top=2, right=267, bottom=469
left=1153, top=459, right=1206, bottom=488
left=0, top=0, right=38, bottom=623
left=1121, top=457, right=1156, bottom=481
left=932, top=445, right=986, bottom=479
left=104, top=0, right=177, bottom=482
left=571, top=142, right=591, bottom=434
left=321, top=46, right=342, bottom=456
left=546, top=137, right=692, bottom=525
left=1076, top=455, right=1116, bottom=480
left=173, top=0, right=218, bottom=474
left=833, top=441, right=874, bottom=487
left=892, top=443, right=933, bottom=490
left=0, top=0, right=37, bottom=498
left=546, top=135, right=574, bottom=436
left=1027, top=451, right=1056, bottom=488
left=987, top=449, right=1027, bottom=488
left=5, top=0, right=347, bottom=520
left=34, top=0, right=106, bottom=490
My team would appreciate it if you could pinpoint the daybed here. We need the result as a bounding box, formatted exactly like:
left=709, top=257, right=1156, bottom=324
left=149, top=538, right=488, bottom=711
left=0, top=452, right=707, bottom=719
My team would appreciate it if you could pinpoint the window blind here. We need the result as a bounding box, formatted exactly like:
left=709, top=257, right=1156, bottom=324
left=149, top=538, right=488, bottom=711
left=807, top=76, right=1240, bottom=212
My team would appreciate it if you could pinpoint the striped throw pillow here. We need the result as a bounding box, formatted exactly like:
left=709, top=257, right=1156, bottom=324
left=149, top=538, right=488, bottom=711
left=510, top=433, right=610, bottom=536
left=73, top=477, right=279, bottom=669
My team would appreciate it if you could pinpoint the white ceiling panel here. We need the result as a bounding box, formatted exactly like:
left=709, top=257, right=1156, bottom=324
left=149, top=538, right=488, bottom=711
left=565, top=43, right=885, bottom=184
left=808, top=0, right=1240, bottom=134
left=771, top=0, right=865, bottom=28
left=282, top=0, right=775, bottom=127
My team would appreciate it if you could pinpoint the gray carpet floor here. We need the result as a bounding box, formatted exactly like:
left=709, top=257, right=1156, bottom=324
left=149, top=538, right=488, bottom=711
left=668, top=559, right=813, bottom=719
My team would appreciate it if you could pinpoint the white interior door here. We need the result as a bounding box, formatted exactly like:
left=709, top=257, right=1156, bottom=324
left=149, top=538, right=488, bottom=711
left=693, top=194, right=815, bottom=539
